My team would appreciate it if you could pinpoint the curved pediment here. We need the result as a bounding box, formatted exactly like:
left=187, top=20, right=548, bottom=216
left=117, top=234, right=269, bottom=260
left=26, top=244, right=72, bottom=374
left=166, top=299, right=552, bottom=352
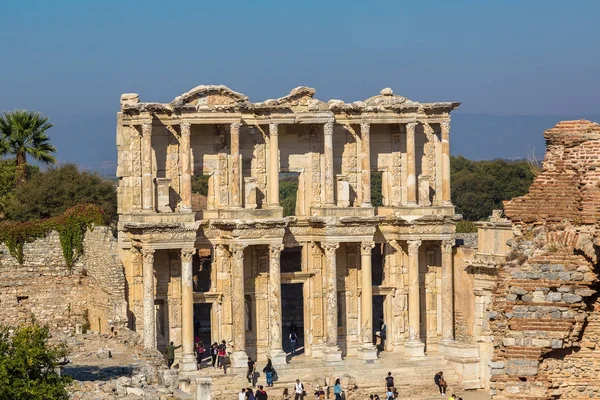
left=254, top=86, right=328, bottom=111
left=172, top=85, right=249, bottom=107
left=363, top=88, right=419, bottom=107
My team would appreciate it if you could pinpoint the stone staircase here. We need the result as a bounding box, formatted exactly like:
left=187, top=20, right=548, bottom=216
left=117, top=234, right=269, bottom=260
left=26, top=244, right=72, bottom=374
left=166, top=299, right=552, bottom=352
left=196, top=352, right=462, bottom=400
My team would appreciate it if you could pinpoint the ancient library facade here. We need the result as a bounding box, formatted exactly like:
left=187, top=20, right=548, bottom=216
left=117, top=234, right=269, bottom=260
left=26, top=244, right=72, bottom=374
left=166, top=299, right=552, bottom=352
left=116, top=85, right=461, bottom=370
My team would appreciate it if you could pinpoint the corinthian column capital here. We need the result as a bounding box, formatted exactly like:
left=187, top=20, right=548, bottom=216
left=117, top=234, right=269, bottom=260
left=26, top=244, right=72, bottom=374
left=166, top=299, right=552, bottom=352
left=181, top=248, right=196, bottom=263
left=442, top=239, right=455, bottom=253
left=141, top=248, right=155, bottom=264
left=407, top=240, right=422, bottom=255
left=360, top=122, right=370, bottom=135
left=230, top=122, right=241, bottom=133
left=360, top=241, right=375, bottom=256
left=230, top=244, right=246, bottom=260
left=180, top=122, right=191, bottom=135
left=440, top=122, right=450, bottom=135
left=269, top=244, right=285, bottom=258
left=269, top=123, right=279, bottom=136
left=322, top=242, right=340, bottom=256
left=324, top=120, right=334, bottom=136
left=141, top=123, right=152, bottom=136
left=406, top=122, right=418, bottom=132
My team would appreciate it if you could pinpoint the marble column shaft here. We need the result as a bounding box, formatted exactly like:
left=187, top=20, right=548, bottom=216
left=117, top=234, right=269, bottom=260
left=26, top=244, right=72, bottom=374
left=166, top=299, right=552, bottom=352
left=441, top=240, right=455, bottom=341
left=230, top=244, right=247, bottom=353
left=142, top=248, right=156, bottom=349
left=323, top=242, right=340, bottom=349
left=441, top=122, right=451, bottom=204
left=141, top=124, right=153, bottom=211
left=268, top=244, right=286, bottom=364
left=268, top=123, right=280, bottom=206
left=180, top=248, right=196, bottom=370
left=230, top=123, right=242, bottom=207
left=323, top=121, right=335, bottom=206
left=360, top=242, right=375, bottom=346
left=360, top=123, right=372, bottom=207
left=180, top=123, right=193, bottom=211
left=406, top=122, right=417, bottom=205
left=407, top=240, right=421, bottom=341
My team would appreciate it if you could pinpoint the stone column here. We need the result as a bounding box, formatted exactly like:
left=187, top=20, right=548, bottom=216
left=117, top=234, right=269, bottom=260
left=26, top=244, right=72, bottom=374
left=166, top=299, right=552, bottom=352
left=142, top=248, right=156, bottom=349
left=406, top=122, right=417, bottom=206
left=441, top=122, right=451, bottom=204
left=180, top=248, right=197, bottom=371
left=230, top=122, right=242, bottom=208
left=359, top=241, right=377, bottom=360
left=406, top=240, right=424, bottom=357
left=322, top=242, right=342, bottom=361
left=441, top=239, right=455, bottom=343
left=323, top=121, right=335, bottom=207
left=268, top=123, right=280, bottom=207
left=268, top=244, right=287, bottom=365
left=180, top=123, right=193, bottom=212
left=141, top=124, right=153, bottom=211
left=360, top=122, right=372, bottom=207
left=230, top=244, right=248, bottom=367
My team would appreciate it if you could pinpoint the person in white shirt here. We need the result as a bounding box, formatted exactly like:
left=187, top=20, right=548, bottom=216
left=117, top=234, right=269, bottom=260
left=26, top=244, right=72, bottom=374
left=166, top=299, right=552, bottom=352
left=239, top=388, right=246, bottom=400
left=294, top=379, right=305, bottom=400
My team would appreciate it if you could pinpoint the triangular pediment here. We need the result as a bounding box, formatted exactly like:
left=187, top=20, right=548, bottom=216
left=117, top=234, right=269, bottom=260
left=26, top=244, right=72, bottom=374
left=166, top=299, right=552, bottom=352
left=172, top=85, right=249, bottom=107
left=363, top=88, right=419, bottom=107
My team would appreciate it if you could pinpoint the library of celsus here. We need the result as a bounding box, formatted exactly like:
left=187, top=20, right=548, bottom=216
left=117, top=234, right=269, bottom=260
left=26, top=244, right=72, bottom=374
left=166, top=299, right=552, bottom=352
left=115, top=85, right=465, bottom=372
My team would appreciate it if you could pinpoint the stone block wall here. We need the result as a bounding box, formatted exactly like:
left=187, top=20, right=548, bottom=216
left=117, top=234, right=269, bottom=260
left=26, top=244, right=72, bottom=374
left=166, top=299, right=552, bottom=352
left=0, top=227, right=127, bottom=335
left=489, top=120, right=600, bottom=399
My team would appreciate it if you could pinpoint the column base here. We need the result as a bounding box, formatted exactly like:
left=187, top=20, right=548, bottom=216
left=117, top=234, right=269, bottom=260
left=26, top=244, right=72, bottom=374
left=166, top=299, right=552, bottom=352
left=323, top=347, right=343, bottom=363
left=358, top=345, right=378, bottom=361
left=405, top=340, right=425, bottom=358
left=269, top=349, right=288, bottom=366
left=360, top=202, right=372, bottom=208
left=231, top=350, right=249, bottom=368
left=438, top=338, right=455, bottom=355
left=180, top=354, right=197, bottom=372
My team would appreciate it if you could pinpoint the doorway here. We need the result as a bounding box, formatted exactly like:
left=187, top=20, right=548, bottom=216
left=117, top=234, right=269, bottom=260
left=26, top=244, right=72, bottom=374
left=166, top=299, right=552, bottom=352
left=281, top=283, right=304, bottom=357
left=193, top=303, right=212, bottom=347
left=373, top=295, right=385, bottom=349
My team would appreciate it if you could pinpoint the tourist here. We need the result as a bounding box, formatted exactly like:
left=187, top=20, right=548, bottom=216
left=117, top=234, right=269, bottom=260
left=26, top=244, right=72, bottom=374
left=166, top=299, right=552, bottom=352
left=282, top=388, right=291, bottom=400
left=447, top=395, right=456, bottom=400
left=314, top=386, right=325, bottom=400
left=248, top=356, right=256, bottom=387
left=211, top=342, right=219, bottom=368
left=294, top=379, right=305, bottom=400
left=239, top=388, right=247, bottom=400
left=378, top=317, right=387, bottom=351
left=289, top=331, right=298, bottom=355
left=247, top=387, right=255, bottom=400
left=385, top=387, right=394, bottom=400
left=434, top=371, right=446, bottom=395
left=385, top=372, right=394, bottom=391
left=333, top=378, right=342, bottom=400
left=164, top=341, right=182, bottom=369
left=289, top=321, right=298, bottom=335
left=263, top=358, right=274, bottom=387
left=255, top=385, right=268, bottom=400
left=374, top=395, right=380, bottom=400
left=218, top=343, right=227, bottom=374
left=196, top=341, right=205, bottom=369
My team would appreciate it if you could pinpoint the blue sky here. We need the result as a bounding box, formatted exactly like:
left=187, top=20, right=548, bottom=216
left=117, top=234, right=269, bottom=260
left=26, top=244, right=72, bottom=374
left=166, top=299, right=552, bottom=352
left=1, top=0, right=599, bottom=169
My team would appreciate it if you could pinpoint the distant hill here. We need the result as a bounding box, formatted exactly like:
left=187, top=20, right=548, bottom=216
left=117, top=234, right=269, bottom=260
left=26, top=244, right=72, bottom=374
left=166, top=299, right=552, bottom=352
left=46, top=113, right=600, bottom=175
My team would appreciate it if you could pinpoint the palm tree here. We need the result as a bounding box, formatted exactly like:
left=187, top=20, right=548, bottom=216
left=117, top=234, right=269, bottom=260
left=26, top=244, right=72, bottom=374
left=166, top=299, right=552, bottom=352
left=0, top=110, right=56, bottom=185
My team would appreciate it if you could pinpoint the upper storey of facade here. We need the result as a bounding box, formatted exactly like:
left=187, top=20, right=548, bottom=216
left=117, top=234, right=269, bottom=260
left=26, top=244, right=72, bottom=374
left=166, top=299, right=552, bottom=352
left=116, top=85, right=460, bottom=228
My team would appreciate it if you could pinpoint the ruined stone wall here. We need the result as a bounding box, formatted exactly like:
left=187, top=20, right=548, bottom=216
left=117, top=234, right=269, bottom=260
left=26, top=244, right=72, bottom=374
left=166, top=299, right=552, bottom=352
left=0, top=227, right=127, bottom=335
left=489, top=120, right=600, bottom=400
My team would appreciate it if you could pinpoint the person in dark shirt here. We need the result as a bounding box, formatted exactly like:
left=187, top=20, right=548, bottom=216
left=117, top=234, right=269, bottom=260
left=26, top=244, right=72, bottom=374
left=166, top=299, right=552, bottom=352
left=385, top=372, right=394, bottom=391
left=247, top=357, right=256, bottom=387
left=255, top=385, right=268, bottom=400
left=434, top=371, right=446, bottom=395
left=164, top=341, right=182, bottom=368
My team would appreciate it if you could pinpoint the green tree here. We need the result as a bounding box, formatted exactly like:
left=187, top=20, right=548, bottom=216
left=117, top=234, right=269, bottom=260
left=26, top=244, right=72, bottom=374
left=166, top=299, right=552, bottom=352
left=0, top=159, right=39, bottom=217
left=0, top=322, right=71, bottom=400
left=0, top=111, right=56, bottom=185
left=280, top=176, right=298, bottom=217
left=3, top=164, right=117, bottom=224
left=451, top=156, right=534, bottom=221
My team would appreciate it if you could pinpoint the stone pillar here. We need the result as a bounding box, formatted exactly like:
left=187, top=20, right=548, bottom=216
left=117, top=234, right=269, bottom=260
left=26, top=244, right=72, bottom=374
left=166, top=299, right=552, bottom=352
left=360, top=122, right=372, bottom=207
left=441, top=239, right=455, bottom=343
left=230, top=122, right=242, bottom=208
left=268, top=123, right=280, bottom=207
left=142, top=248, right=156, bottom=349
left=180, top=248, right=197, bottom=371
left=268, top=244, right=287, bottom=365
left=441, top=122, right=451, bottom=204
left=323, top=121, right=335, bottom=207
left=131, top=127, right=143, bottom=211
left=406, top=122, right=417, bottom=206
left=195, top=376, right=212, bottom=400
left=141, top=124, right=153, bottom=211
left=359, top=241, right=377, bottom=360
left=180, top=122, right=193, bottom=212
left=322, top=242, right=342, bottom=361
left=230, top=244, right=248, bottom=367
left=406, top=240, right=424, bottom=357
